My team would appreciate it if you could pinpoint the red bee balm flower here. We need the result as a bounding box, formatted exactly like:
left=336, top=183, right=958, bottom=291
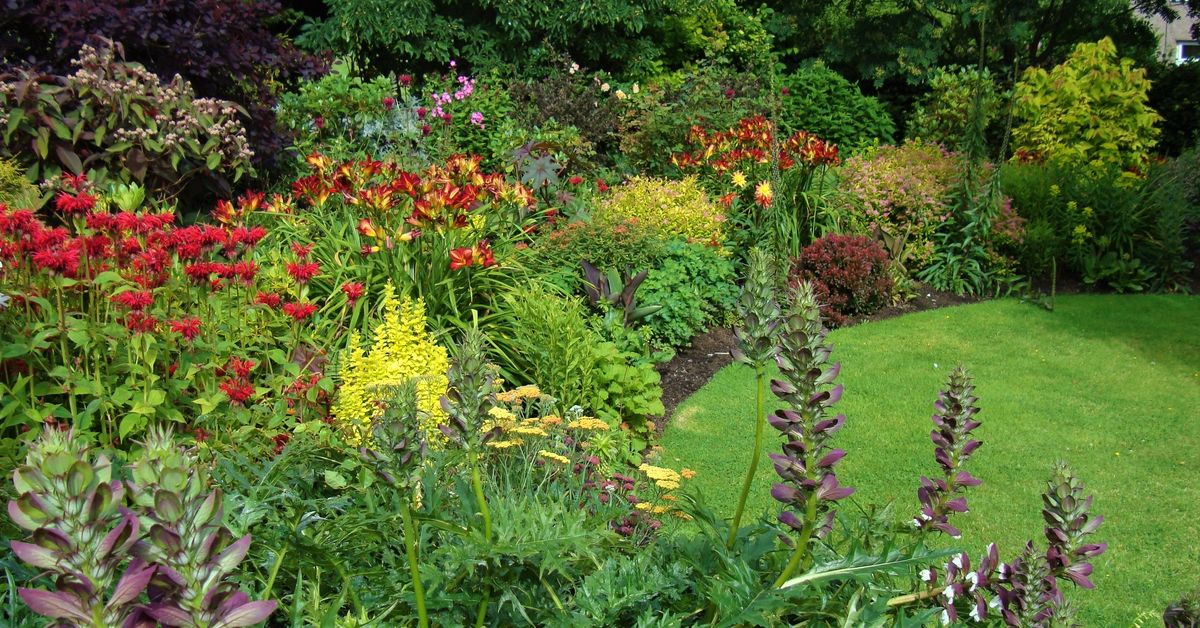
left=170, top=317, right=202, bottom=341
left=255, top=292, right=282, bottom=309
left=286, top=261, right=320, bottom=284
left=283, top=302, right=318, bottom=321
left=568, top=175, right=583, bottom=185
left=226, top=357, right=256, bottom=378
left=111, top=290, right=154, bottom=311
left=124, top=312, right=158, bottom=334
left=220, top=379, right=255, bottom=405
left=341, top=282, right=365, bottom=305
left=291, top=242, right=314, bottom=258
left=55, top=192, right=97, bottom=214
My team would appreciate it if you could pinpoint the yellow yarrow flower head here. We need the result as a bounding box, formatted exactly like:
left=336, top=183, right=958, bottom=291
left=331, top=283, right=450, bottom=446
left=567, top=417, right=610, bottom=431
left=537, top=450, right=571, bottom=465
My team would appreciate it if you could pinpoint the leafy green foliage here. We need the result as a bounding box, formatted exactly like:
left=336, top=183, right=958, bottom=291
left=907, top=66, right=1006, bottom=150
left=590, top=342, right=664, bottom=444
left=0, top=42, right=253, bottom=198
left=777, top=62, right=895, bottom=154
left=490, top=285, right=601, bottom=408
left=639, top=240, right=738, bottom=347
left=999, top=160, right=1197, bottom=291
left=1013, top=37, right=1161, bottom=173
left=618, top=65, right=770, bottom=174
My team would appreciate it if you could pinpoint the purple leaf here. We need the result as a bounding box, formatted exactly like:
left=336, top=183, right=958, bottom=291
left=955, top=471, right=982, bottom=487
left=108, top=560, right=156, bottom=608
left=145, top=602, right=194, bottom=626
left=97, top=513, right=139, bottom=559
left=214, top=534, right=252, bottom=574
left=778, top=510, right=804, bottom=531
left=816, top=449, right=845, bottom=468
left=216, top=591, right=250, bottom=617
left=18, top=588, right=92, bottom=622
left=214, top=600, right=278, bottom=628
left=1064, top=562, right=1095, bottom=589
left=945, top=497, right=969, bottom=513
left=815, top=474, right=855, bottom=501
left=770, top=483, right=800, bottom=504
left=10, top=540, right=59, bottom=570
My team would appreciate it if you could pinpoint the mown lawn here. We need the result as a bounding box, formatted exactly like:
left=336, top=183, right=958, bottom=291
left=660, top=295, right=1200, bottom=625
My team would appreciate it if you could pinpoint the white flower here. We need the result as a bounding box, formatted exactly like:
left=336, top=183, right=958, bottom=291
left=940, top=609, right=951, bottom=625
left=911, top=518, right=922, bottom=528
left=0, top=293, right=8, bottom=310
left=952, top=553, right=966, bottom=569
left=600, top=82, right=610, bottom=92
left=989, top=596, right=1002, bottom=609
left=632, top=83, right=639, bottom=93
left=943, top=586, right=956, bottom=603
left=965, top=571, right=979, bottom=591
left=919, top=568, right=933, bottom=582
left=569, top=63, right=579, bottom=74
left=969, top=603, right=983, bottom=622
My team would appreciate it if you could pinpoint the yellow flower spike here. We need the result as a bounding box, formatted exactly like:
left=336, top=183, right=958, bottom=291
left=331, top=284, right=450, bottom=446
left=485, top=439, right=523, bottom=449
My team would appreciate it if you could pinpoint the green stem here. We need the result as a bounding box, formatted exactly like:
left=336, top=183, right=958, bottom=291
left=469, top=452, right=492, bottom=542
left=258, top=545, right=287, bottom=608
left=401, top=505, right=429, bottom=628
left=886, top=585, right=946, bottom=607
left=727, top=365, right=767, bottom=549
left=474, top=587, right=490, bottom=628
left=772, top=494, right=819, bottom=588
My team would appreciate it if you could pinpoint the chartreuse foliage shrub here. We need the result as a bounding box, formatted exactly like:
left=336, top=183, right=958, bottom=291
left=597, top=175, right=726, bottom=244
left=0, top=157, right=38, bottom=207
left=777, top=62, right=895, bottom=154
left=490, top=285, right=663, bottom=439
left=1, top=42, right=254, bottom=198
left=1012, top=37, right=1160, bottom=174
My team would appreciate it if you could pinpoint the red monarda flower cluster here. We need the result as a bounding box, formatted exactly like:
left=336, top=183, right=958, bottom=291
left=219, top=357, right=256, bottom=405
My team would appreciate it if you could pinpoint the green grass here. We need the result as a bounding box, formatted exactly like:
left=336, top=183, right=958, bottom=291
left=660, top=295, right=1200, bottom=624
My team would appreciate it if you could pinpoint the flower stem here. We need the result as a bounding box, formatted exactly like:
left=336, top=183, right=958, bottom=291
left=260, top=546, right=287, bottom=602
left=728, top=364, right=767, bottom=549
left=401, top=504, right=429, bottom=628
left=469, top=451, right=492, bottom=542
left=772, top=494, right=819, bottom=587
left=886, top=585, right=946, bottom=607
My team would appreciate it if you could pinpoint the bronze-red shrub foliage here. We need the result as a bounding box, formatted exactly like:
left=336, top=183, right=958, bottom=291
left=791, top=234, right=892, bottom=327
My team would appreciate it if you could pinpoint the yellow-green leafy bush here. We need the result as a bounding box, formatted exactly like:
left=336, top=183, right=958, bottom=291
left=0, top=158, right=37, bottom=208
left=1013, top=37, right=1160, bottom=174
left=597, top=176, right=725, bottom=244
left=332, top=284, right=449, bottom=445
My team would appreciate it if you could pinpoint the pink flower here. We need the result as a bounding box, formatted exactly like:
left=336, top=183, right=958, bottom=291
left=469, top=111, right=485, bottom=128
